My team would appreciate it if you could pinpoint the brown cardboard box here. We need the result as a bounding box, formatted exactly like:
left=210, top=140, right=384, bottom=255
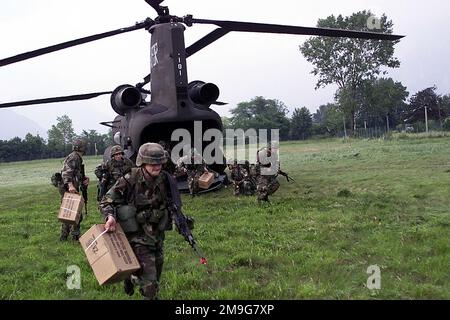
left=58, top=192, right=84, bottom=225
left=80, top=224, right=141, bottom=285
left=198, top=171, right=214, bottom=189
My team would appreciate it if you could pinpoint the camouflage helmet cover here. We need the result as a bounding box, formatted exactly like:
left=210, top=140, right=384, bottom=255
left=110, top=145, right=124, bottom=157
left=72, top=138, right=88, bottom=152
left=136, top=143, right=168, bottom=166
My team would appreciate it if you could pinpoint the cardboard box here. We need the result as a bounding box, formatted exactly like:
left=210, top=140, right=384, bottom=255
left=198, top=171, right=215, bottom=189
left=58, top=192, right=84, bottom=225
left=80, top=224, right=141, bottom=285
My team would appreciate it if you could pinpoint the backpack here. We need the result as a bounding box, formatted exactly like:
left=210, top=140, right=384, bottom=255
left=51, top=172, right=63, bottom=187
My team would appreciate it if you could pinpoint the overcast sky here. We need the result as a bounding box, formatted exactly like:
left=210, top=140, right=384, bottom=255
left=1, top=0, right=449, bottom=137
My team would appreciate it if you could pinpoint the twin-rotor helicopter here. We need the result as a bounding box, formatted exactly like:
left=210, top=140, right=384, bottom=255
left=0, top=0, right=403, bottom=190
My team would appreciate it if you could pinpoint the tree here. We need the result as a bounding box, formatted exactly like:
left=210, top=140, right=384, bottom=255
left=311, top=103, right=346, bottom=136
left=405, top=87, right=443, bottom=126
left=221, top=117, right=232, bottom=130
left=230, top=96, right=290, bottom=139
left=324, top=104, right=346, bottom=136
left=438, top=94, right=450, bottom=117
left=47, top=115, right=76, bottom=156
left=300, top=10, right=401, bottom=130
left=79, top=129, right=109, bottom=156
left=358, top=78, right=409, bottom=129
left=23, top=133, right=47, bottom=160
left=290, top=107, right=313, bottom=140
left=312, top=104, right=328, bottom=124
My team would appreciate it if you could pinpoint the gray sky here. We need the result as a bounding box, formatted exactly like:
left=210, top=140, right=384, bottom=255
left=1, top=0, right=449, bottom=137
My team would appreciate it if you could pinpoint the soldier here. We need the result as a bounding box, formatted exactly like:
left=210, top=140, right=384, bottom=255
left=255, top=141, right=292, bottom=202
left=94, top=145, right=135, bottom=202
left=177, top=148, right=209, bottom=197
left=229, top=160, right=245, bottom=196
left=241, top=160, right=256, bottom=196
left=228, top=160, right=256, bottom=196
left=100, top=143, right=177, bottom=300
left=158, top=140, right=176, bottom=175
left=58, top=138, right=90, bottom=241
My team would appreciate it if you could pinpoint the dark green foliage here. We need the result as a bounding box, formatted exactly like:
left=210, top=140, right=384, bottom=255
left=47, top=115, right=76, bottom=157
left=312, top=103, right=345, bottom=136
left=443, top=118, right=450, bottom=131
left=0, top=134, right=47, bottom=162
left=78, top=129, right=111, bottom=156
left=230, top=96, right=290, bottom=140
left=0, top=116, right=111, bottom=162
left=290, top=107, right=313, bottom=140
left=357, top=78, right=409, bottom=129
left=300, top=11, right=401, bottom=130
left=405, top=87, right=446, bottom=125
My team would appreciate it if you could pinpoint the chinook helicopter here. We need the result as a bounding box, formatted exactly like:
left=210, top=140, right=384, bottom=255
left=0, top=0, right=403, bottom=191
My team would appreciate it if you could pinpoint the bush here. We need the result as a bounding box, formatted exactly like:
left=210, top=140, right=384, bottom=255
left=443, top=118, right=450, bottom=131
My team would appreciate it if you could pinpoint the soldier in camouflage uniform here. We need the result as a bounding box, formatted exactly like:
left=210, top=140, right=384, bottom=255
left=94, top=145, right=135, bottom=202
left=241, top=160, right=257, bottom=196
left=158, top=140, right=176, bottom=175
left=100, top=143, right=176, bottom=300
left=229, top=160, right=245, bottom=196
left=177, top=148, right=209, bottom=197
left=58, top=138, right=90, bottom=241
left=228, top=160, right=256, bottom=196
left=255, top=142, right=281, bottom=202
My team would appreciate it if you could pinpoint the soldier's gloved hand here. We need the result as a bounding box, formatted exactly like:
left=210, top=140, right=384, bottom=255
left=105, top=215, right=116, bottom=232
left=83, top=176, right=90, bottom=186
left=68, top=183, right=77, bottom=193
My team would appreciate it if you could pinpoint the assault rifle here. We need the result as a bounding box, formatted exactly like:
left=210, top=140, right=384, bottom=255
left=165, top=172, right=207, bottom=265
left=97, top=171, right=110, bottom=201
left=80, top=164, right=88, bottom=215
left=278, top=169, right=294, bottom=182
left=169, top=203, right=207, bottom=265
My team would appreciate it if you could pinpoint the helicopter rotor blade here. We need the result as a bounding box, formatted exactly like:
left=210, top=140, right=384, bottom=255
left=189, top=18, right=404, bottom=41
left=211, top=101, right=227, bottom=106
left=0, top=19, right=154, bottom=67
left=0, top=91, right=112, bottom=109
left=186, top=28, right=230, bottom=58
left=136, top=28, right=230, bottom=88
left=144, top=0, right=167, bottom=15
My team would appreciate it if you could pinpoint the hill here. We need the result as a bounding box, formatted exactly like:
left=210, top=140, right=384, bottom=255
left=0, top=109, right=46, bottom=140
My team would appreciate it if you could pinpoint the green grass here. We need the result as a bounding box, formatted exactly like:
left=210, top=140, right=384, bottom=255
left=0, top=138, right=449, bottom=299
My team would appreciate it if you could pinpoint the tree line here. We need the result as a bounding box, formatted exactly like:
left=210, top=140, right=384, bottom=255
left=0, top=115, right=111, bottom=162
left=225, top=10, right=450, bottom=139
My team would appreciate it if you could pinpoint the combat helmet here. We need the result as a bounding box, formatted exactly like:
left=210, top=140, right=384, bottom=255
left=136, top=143, right=168, bottom=166
left=110, top=145, right=124, bottom=157
left=72, top=138, right=88, bottom=153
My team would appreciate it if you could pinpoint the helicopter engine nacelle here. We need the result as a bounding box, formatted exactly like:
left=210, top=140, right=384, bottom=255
left=110, top=84, right=142, bottom=116
left=188, top=81, right=219, bottom=105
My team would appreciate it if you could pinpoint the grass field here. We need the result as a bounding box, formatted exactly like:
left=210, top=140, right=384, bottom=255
left=0, top=137, right=449, bottom=299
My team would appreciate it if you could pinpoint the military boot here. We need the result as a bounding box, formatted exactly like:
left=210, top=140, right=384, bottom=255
left=60, top=223, right=70, bottom=241
left=124, top=278, right=135, bottom=296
